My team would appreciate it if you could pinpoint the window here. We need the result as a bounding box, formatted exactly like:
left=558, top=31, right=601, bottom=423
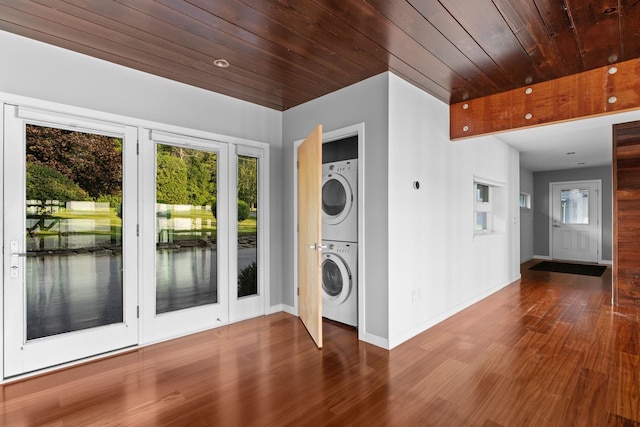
left=560, top=188, right=589, bottom=224
left=237, top=155, right=259, bottom=298
left=155, top=143, right=219, bottom=314
left=520, top=192, right=531, bottom=209
left=473, top=178, right=506, bottom=235
left=475, top=182, right=491, bottom=233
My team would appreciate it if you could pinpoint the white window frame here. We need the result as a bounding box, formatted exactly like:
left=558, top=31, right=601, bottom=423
left=473, top=177, right=506, bottom=237
left=474, top=181, right=492, bottom=234
left=229, top=143, right=270, bottom=322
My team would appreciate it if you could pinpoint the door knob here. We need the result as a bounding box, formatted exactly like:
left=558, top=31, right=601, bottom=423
left=307, top=243, right=327, bottom=251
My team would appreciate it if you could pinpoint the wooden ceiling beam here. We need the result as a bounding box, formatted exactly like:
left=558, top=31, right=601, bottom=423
left=450, top=57, right=640, bottom=140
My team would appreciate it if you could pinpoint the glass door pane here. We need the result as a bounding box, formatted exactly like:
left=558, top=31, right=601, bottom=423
left=25, top=124, right=124, bottom=339
left=237, top=155, right=258, bottom=298
left=155, top=144, right=218, bottom=313
left=560, top=188, right=590, bottom=224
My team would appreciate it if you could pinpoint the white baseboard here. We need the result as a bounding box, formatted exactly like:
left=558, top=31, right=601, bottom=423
left=282, top=304, right=297, bottom=316
left=533, top=255, right=552, bottom=260
left=387, top=278, right=514, bottom=350
left=360, top=332, right=389, bottom=350
left=273, top=304, right=391, bottom=349
left=267, top=304, right=284, bottom=315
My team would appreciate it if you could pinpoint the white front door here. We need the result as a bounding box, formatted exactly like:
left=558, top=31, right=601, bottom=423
left=551, top=180, right=600, bottom=263
left=3, top=105, right=138, bottom=377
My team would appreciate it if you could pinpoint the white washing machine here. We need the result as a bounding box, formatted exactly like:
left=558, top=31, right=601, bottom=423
left=322, top=240, right=357, bottom=327
left=322, top=159, right=357, bottom=242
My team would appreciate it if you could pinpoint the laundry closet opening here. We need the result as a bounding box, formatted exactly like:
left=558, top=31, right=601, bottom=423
left=321, top=135, right=358, bottom=328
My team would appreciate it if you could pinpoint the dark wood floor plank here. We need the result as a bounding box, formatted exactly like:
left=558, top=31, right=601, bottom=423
left=0, top=260, right=639, bottom=425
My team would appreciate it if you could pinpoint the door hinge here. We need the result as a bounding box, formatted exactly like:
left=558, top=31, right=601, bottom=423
left=297, top=288, right=299, bottom=296
left=137, top=306, right=140, bottom=318
left=297, top=160, right=299, bottom=169
left=136, top=224, right=139, bottom=237
left=136, top=141, right=140, bottom=155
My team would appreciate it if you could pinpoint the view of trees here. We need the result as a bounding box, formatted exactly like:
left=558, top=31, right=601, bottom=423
left=238, top=156, right=257, bottom=209
left=26, top=125, right=122, bottom=204
left=26, top=163, right=89, bottom=202
left=25, top=126, right=258, bottom=216
left=156, top=144, right=217, bottom=206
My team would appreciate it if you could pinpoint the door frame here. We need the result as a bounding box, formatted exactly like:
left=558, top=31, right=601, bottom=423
left=292, top=123, right=365, bottom=341
left=548, top=179, right=602, bottom=263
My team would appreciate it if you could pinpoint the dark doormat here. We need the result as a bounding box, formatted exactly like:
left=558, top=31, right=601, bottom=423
left=529, top=261, right=606, bottom=277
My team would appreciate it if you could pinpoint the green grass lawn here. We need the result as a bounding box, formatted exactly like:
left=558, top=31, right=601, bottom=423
left=31, top=206, right=258, bottom=236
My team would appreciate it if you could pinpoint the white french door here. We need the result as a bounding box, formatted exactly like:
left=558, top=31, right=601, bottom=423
left=139, top=130, right=229, bottom=343
left=2, top=101, right=271, bottom=377
left=551, top=180, right=601, bottom=263
left=2, top=105, right=138, bottom=377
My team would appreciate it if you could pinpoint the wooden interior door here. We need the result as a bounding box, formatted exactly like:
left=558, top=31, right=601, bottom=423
left=297, top=125, right=323, bottom=348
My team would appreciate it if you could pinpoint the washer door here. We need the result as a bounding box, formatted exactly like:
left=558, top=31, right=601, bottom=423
left=322, top=173, right=353, bottom=225
left=322, top=253, right=352, bottom=305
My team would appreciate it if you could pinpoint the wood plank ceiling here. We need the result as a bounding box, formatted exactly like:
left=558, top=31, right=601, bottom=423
left=0, top=1, right=639, bottom=112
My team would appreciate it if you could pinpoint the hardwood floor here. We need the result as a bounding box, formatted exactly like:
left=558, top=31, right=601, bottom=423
left=2, top=260, right=639, bottom=426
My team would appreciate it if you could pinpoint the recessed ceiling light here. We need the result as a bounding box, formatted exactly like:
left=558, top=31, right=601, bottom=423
left=213, top=58, right=230, bottom=68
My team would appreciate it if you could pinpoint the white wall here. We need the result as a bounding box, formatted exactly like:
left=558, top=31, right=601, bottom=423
left=387, top=74, right=520, bottom=347
left=0, top=31, right=280, bottom=144
left=282, top=74, right=390, bottom=345
left=0, top=30, right=286, bottom=307
left=284, top=73, right=521, bottom=348
left=520, top=166, right=535, bottom=262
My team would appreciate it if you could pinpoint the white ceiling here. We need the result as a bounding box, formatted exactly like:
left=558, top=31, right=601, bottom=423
left=494, top=110, right=640, bottom=172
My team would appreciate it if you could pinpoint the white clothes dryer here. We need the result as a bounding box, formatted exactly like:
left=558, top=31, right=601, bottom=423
left=322, top=159, right=357, bottom=242
left=322, top=240, right=357, bottom=327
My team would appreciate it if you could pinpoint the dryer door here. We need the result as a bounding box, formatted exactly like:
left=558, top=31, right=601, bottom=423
left=321, top=253, right=352, bottom=305
left=322, top=173, right=354, bottom=225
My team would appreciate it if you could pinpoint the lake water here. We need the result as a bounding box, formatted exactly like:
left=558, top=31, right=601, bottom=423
left=25, top=246, right=257, bottom=340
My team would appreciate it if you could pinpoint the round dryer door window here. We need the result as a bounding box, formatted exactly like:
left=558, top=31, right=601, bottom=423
left=322, top=254, right=351, bottom=305
left=322, top=173, right=353, bottom=225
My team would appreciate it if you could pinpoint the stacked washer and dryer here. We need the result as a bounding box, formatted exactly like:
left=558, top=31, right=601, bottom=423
left=321, top=137, right=358, bottom=328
